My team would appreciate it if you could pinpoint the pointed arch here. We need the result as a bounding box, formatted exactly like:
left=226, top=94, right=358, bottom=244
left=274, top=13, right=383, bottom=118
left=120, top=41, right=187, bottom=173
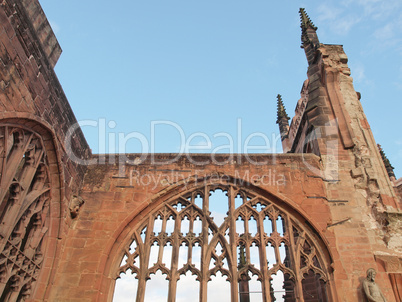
left=101, top=175, right=336, bottom=301
left=0, top=119, right=64, bottom=301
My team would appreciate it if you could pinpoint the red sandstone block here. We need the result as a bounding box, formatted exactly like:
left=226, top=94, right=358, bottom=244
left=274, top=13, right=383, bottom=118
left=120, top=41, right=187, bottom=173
left=0, top=42, right=11, bottom=66
left=74, top=228, right=93, bottom=238
left=360, top=118, right=370, bottom=129
left=114, top=190, right=135, bottom=202
left=79, top=261, right=99, bottom=273
left=354, top=237, right=370, bottom=244
left=380, top=193, right=398, bottom=208
left=5, top=79, right=23, bottom=108
left=29, top=54, right=40, bottom=74
left=59, top=274, right=81, bottom=287
left=16, top=97, right=30, bottom=112
left=312, top=204, right=329, bottom=213
left=84, top=239, right=106, bottom=250
left=33, top=281, right=46, bottom=298
left=93, top=191, right=115, bottom=201
left=79, top=273, right=97, bottom=288
left=100, top=221, right=120, bottom=232
left=98, top=254, right=108, bottom=272
left=91, top=221, right=105, bottom=231
left=337, top=237, right=354, bottom=245
left=0, top=10, right=15, bottom=39
left=38, top=71, right=48, bottom=88
left=0, top=93, right=14, bottom=111
left=11, top=38, right=29, bottom=64
left=95, top=212, right=117, bottom=221
left=94, top=230, right=113, bottom=239
left=77, top=220, right=94, bottom=230
left=65, top=238, right=86, bottom=248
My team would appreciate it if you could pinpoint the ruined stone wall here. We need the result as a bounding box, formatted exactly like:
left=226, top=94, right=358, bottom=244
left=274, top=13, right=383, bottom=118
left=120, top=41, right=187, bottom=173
left=47, top=153, right=339, bottom=301
left=1, top=2, right=401, bottom=301
left=0, top=0, right=90, bottom=201
left=283, top=40, right=402, bottom=300
left=0, top=1, right=90, bottom=300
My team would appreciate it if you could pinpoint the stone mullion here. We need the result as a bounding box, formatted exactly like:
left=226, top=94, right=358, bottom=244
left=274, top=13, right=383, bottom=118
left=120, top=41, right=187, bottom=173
left=161, top=214, right=168, bottom=234
left=199, top=187, right=209, bottom=302
left=187, top=214, right=194, bottom=265
left=187, top=242, right=192, bottom=266
left=18, top=149, right=44, bottom=193
left=30, top=197, right=50, bottom=259
left=271, top=215, right=281, bottom=266
left=7, top=289, right=20, bottom=302
left=156, top=214, right=169, bottom=264
left=0, top=131, right=33, bottom=203
left=136, top=216, right=155, bottom=302
left=167, top=214, right=181, bottom=302
left=286, top=217, right=304, bottom=302
left=19, top=196, right=49, bottom=259
left=10, top=151, right=45, bottom=218
left=157, top=243, right=164, bottom=265
left=25, top=215, right=47, bottom=260
left=258, top=211, right=271, bottom=302
left=228, top=187, right=238, bottom=302
left=244, top=213, right=251, bottom=265
left=188, top=213, right=195, bottom=235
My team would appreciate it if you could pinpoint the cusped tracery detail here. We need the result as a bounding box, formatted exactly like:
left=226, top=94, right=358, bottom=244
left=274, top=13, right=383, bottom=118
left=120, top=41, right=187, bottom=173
left=114, top=184, right=331, bottom=302
left=0, top=125, right=51, bottom=302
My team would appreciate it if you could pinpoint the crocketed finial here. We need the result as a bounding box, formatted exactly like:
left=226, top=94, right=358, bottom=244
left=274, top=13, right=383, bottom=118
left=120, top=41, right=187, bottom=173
left=299, top=8, right=320, bottom=64
left=300, top=8, right=317, bottom=33
left=238, top=245, right=246, bottom=269
left=377, top=144, right=396, bottom=179
left=276, top=94, right=290, bottom=124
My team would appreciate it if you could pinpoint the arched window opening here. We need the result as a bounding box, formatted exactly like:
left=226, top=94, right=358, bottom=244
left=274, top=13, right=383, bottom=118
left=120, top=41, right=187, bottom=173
left=113, top=270, right=138, bottom=302
left=114, top=184, right=331, bottom=301
left=208, top=271, right=230, bottom=302
left=144, top=270, right=168, bottom=301
left=208, top=189, right=228, bottom=227
left=176, top=271, right=199, bottom=302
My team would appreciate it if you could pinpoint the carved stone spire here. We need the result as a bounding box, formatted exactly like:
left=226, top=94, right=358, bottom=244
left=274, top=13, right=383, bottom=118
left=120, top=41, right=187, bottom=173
left=238, top=245, right=246, bottom=269
left=238, top=246, right=250, bottom=302
left=299, top=8, right=320, bottom=65
left=377, top=144, right=396, bottom=180
left=276, top=94, right=289, bottom=123
left=276, top=94, right=290, bottom=141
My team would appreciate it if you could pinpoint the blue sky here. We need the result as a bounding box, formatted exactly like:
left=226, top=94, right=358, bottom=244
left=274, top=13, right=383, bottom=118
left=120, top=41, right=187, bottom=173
left=39, top=0, right=402, bottom=177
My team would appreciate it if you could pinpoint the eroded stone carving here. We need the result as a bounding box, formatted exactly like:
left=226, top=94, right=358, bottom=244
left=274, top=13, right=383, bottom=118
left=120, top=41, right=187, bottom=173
left=0, top=125, right=50, bottom=301
left=363, top=268, right=387, bottom=302
left=69, top=195, right=85, bottom=218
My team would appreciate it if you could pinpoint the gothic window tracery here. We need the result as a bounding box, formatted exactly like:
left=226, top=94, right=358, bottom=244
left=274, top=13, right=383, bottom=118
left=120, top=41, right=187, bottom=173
left=114, top=184, right=331, bottom=302
left=0, top=125, right=51, bottom=302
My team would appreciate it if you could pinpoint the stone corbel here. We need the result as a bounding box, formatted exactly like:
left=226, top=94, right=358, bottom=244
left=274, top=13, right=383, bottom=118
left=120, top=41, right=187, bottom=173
left=69, top=195, right=85, bottom=219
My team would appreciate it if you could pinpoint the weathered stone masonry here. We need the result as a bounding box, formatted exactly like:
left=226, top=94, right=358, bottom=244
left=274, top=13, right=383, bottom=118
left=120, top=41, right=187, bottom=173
left=0, top=2, right=401, bottom=302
